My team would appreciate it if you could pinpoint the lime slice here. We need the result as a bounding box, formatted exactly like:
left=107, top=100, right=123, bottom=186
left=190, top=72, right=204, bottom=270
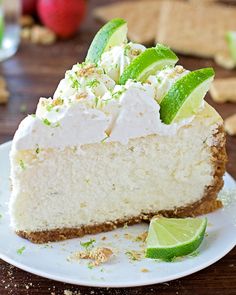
left=226, top=31, right=236, bottom=62
left=119, top=44, right=178, bottom=85
left=160, top=68, right=214, bottom=124
left=146, top=217, right=207, bottom=261
left=86, top=18, right=127, bottom=64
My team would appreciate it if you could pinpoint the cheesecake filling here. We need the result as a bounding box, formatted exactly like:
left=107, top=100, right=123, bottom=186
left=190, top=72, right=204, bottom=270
left=9, top=112, right=223, bottom=233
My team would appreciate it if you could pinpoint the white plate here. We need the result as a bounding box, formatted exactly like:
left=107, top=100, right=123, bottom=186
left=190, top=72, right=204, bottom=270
left=0, top=141, right=235, bottom=288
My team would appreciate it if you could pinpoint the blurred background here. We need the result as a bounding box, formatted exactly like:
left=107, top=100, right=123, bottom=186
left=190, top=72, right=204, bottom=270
left=0, top=0, right=235, bottom=171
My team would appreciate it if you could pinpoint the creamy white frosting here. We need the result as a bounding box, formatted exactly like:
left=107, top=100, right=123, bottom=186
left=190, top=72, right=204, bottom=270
left=54, top=63, right=115, bottom=100
left=147, top=65, right=189, bottom=102
left=13, top=105, right=110, bottom=151
left=13, top=80, right=193, bottom=151
left=12, top=46, right=209, bottom=152
left=99, top=42, right=146, bottom=82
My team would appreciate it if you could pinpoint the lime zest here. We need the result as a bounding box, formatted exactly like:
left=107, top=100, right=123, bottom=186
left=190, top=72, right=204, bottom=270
left=17, top=246, right=26, bottom=255
left=86, top=18, right=127, bottom=64
left=160, top=67, right=214, bottom=124
left=119, top=44, right=178, bottom=85
left=80, top=239, right=96, bottom=250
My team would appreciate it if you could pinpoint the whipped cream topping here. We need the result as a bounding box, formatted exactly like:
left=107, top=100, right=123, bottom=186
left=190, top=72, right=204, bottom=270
left=13, top=104, right=110, bottom=151
left=12, top=45, right=210, bottom=152
left=147, top=65, right=189, bottom=102
left=106, top=81, right=193, bottom=145
left=13, top=79, right=193, bottom=151
left=99, top=42, right=146, bottom=82
left=54, top=63, right=115, bottom=100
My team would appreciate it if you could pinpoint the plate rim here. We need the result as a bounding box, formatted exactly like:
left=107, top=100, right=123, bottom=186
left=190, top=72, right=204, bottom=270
left=0, top=140, right=235, bottom=288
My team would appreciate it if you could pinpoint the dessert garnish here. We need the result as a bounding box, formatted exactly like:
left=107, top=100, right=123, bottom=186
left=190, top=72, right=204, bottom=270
left=146, top=217, right=207, bottom=261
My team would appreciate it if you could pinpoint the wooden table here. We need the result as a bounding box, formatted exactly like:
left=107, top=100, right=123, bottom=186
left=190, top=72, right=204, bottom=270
left=0, top=0, right=235, bottom=294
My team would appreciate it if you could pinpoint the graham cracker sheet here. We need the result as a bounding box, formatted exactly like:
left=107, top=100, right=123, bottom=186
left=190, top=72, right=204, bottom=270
left=156, top=1, right=236, bottom=58
left=94, top=0, right=163, bottom=45
left=210, top=78, right=236, bottom=103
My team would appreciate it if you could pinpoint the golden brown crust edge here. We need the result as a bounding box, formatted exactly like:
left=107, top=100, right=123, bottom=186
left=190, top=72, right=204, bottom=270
left=17, top=126, right=227, bottom=244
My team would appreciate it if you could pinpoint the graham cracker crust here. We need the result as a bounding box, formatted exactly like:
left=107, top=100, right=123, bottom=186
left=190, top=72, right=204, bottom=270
left=17, top=126, right=227, bottom=244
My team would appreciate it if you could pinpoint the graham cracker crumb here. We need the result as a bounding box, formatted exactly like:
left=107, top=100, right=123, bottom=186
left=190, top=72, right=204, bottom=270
left=70, top=247, right=113, bottom=266
left=141, top=268, right=149, bottom=272
left=175, top=65, right=185, bottom=74
left=77, top=64, right=96, bottom=77
left=52, top=97, right=64, bottom=106
left=135, top=231, right=148, bottom=242
left=126, top=250, right=144, bottom=261
left=76, top=92, right=87, bottom=100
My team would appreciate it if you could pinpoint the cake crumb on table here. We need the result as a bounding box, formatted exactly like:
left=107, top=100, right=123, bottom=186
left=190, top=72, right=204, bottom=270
left=63, top=290, right=81, bottom=295
left=69, top=247, right=113, bottom=266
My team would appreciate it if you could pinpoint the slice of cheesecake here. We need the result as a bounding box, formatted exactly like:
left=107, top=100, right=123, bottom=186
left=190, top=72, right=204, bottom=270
left=9, top=20, right=227, bottom=243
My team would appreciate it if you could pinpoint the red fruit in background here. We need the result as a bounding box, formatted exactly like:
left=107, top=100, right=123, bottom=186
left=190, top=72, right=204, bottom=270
left=22, top=0, right=37, bottom=15
left=37, top=0, right=86, bottom=38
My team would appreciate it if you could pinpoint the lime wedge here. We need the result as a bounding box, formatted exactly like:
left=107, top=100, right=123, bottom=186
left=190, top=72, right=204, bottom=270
left=86, top=18, right=127, bottom=64
left=146, top=217, right=207, bottom=261
left=226, top=31, right=236, bottom=62
left=119, top=44, right=178, bottom=85
left=160, top=68, right=214, bottom=124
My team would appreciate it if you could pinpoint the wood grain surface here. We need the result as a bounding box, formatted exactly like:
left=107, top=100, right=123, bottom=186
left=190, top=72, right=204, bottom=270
left=0, top=0, right=235, bottom=294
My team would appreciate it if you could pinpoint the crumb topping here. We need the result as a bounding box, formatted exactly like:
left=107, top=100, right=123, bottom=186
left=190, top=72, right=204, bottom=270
left=76, top=64, right=97, bottom=77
